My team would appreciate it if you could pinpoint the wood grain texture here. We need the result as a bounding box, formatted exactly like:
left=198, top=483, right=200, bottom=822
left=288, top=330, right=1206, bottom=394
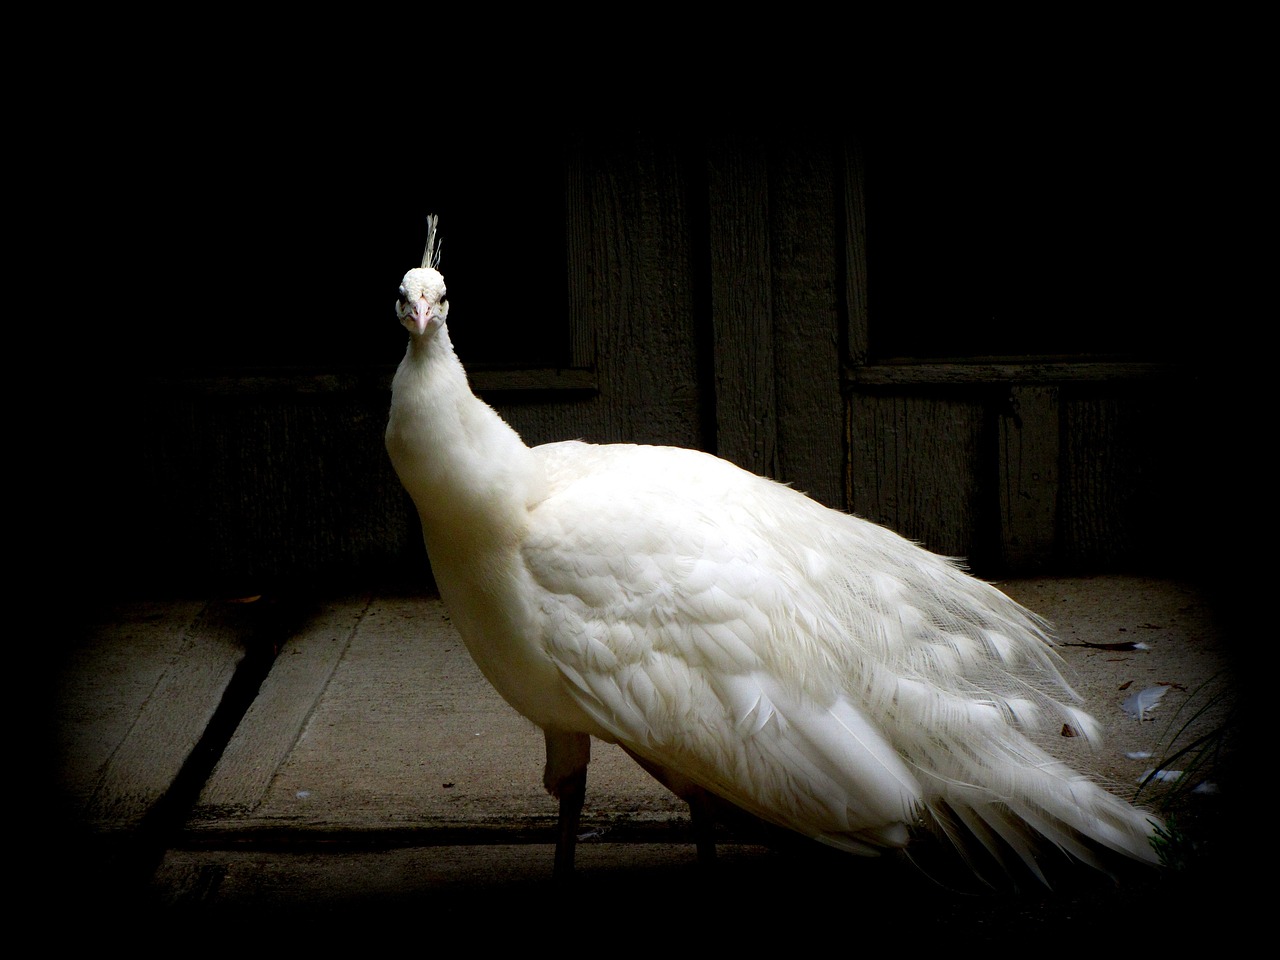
left=81, top=130, right=1208, bottom=589
left=562, top=131, right=702, bottom=449
left=848, top=390, right=987, bottom=560
left=842, top=136, right=870, bottom=367
left=706, top=135, right=777, bottom=478
left=1060, top=388, right=1146, bottom=569
left=771, top=139, right=844, bottom=509
left=998, top=386, right=1060, bottom=572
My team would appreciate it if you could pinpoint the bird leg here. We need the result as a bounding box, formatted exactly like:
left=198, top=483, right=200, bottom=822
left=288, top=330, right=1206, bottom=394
left=543, top=729, right=591, bottom=881
left=687, top=793, right=718, bottom=864
left=618, top=744, right=719, bottom=865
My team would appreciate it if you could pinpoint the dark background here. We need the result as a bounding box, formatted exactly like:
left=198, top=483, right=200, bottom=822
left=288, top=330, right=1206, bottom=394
left=51, top=60, right=1249, bottom=601
left=83, top=110, right=1214, bottom=376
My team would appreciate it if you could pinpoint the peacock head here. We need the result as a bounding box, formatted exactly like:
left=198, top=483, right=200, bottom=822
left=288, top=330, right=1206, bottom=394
left=396, top=214, right=449, bottom=338
left=396, top=266, right=449, bottom=338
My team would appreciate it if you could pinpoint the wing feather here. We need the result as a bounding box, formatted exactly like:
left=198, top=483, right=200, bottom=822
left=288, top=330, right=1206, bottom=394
left=523, top=442, right=1160, bottom=868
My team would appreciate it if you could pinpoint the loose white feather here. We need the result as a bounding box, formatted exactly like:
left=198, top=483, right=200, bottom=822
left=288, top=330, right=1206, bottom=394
left=1122, top=685, right=1171, bottom=721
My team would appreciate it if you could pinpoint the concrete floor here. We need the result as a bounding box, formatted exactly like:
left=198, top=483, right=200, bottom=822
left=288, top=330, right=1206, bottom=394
left=43, top=575, right=1253, bottom=943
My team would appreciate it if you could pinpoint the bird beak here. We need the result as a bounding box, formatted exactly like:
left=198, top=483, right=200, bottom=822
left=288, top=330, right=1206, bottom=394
left=413, top=300, right=431, bottom=337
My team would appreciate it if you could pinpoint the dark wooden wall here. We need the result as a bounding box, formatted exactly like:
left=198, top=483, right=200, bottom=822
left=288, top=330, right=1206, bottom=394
left=77, top=123, right=1228, bottom=597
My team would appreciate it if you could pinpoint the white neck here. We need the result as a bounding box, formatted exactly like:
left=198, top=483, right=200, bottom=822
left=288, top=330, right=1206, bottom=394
left=386, top=327, right=543, bottom=563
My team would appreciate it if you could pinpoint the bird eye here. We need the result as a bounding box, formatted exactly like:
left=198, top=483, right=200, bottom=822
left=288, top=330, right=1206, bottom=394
left=397, top=285, right=407, bottom=301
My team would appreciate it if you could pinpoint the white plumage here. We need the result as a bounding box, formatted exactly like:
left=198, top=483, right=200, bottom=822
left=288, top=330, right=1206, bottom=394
left=386, top=217, right=1161, bottom=884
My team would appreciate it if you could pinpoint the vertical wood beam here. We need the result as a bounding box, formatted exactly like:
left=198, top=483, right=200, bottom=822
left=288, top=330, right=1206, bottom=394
left=998, top=385, right=1060, bottom=570
left=706, top=136, right=777, bottom=477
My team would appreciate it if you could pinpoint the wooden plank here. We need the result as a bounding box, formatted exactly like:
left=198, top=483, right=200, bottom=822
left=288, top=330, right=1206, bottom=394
left=842, top=136, right=870, bottom=367
left=1058, top=383, right=1201, bottom=571
left=848, top=391, right=987, bottom=560
left=1060, top=389, right=1142, bottom=568
left=998, top=386, right=1060, bottom=572
left=566, top=131, right=702, bottom=449
left=193, top=595, right=675, bottom=833
left=564, top=146, right=596, bottom=370
left=195, top=595, right=373, bottom=815
left=77, top=602, right=245, bottom=829
left=850, top=360, right=1184, bottom=385
left=771, top=139, right=844, bottom=509
left=56, top=601, right=206, bottom=815
left=706, top=135, right=777, bottom=477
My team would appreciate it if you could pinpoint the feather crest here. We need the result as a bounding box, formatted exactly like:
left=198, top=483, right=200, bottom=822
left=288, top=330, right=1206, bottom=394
left=420, top=213, right=442, bottom=269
